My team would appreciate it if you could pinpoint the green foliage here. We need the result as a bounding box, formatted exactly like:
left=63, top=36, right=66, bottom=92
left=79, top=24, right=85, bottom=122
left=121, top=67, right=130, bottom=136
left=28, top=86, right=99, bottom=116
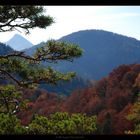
left=27, top=115, right=52, bottom=134
left=0, top=6, right=84, bottom=135
left=0, top=6, right=83, bottom=116
left=27, top=112, right=97, bottom=135
left=0, top=6, right=54, bottom=34
left=0, top=85, right=22, bottom=114
left=27, top=123, right=46, bottom=134
left=34, top=40, right=83, bottom=62
left=0, top=37, right=82, bottom=89
left=126, top=100, right=140, bottom=123
left=70, top=113, right=97, bottom=134
left=0, top=40, right=82, bottom=112
left=0, top=113, right=26, bottom=134
left=125, top=97, right=140, bottom=134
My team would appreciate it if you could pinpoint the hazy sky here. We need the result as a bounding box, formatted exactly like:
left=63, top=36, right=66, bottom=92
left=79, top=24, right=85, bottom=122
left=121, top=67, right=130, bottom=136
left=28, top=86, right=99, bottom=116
left=0, top=6, right=140, bottom=45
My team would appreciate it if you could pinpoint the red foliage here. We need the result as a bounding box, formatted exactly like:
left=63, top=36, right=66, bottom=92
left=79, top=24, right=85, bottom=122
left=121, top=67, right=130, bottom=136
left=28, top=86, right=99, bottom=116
left=106, top=90, right=132, bottom=112
left=17, top=64, right=140, bottom=134
left=60, top=87, right=102, bottom=114
left=60, top=64, right=140, bottom=134
left=18, top=89, right=63, bottom=124
left=109, top=64, right=131, bottom=81
left=94, top=78, right=108, bottom=98
left=113, top=104, right=134, bottom=134
left=17, top=110, right=33, bottom=125
left=97, top=109, right=117, bottom=124
left=26, top=102, right=34, bottom=110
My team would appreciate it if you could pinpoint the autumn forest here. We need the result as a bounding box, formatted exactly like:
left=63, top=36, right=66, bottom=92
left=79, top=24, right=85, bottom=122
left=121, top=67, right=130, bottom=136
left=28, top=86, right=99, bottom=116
left=0, top=6, right=140, bottom=135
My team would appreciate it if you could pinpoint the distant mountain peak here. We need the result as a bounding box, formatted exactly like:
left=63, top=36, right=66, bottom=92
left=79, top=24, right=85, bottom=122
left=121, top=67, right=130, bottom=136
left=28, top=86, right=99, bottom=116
left=6, top=34, right=33, bottom=51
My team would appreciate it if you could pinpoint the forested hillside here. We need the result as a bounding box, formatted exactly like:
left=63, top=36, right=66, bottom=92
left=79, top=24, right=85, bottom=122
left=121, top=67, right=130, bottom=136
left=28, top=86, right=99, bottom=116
left=25, top=29, right=140, bottom=80
left=17, top=64, right=140, bottom=134
left=22, top=29, right=140, bottom=95
left=58, top=30, right=140, bottom=80
left=0, top=42, right=14, bottom=55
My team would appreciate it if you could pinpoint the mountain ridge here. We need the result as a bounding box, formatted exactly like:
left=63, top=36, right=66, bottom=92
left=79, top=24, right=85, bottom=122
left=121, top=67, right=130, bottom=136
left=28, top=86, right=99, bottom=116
left=61, top=29, right=140, bottom=42
left=24, top=29, right=140, bottom=80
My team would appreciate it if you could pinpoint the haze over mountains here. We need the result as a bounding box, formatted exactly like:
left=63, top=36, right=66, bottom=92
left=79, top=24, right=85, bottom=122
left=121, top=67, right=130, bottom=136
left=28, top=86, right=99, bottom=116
left=6, top=34, right=33, bottom=51
left=24, top=29, right=140, bottom=80
left=3, top=29, right=140, bottom=81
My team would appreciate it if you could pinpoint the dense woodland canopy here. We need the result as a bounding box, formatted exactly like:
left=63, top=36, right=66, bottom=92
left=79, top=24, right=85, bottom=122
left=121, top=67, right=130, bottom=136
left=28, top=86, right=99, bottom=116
left=16, top=64, right=140, bottom=134
left=0, top=5, right=140, bottom=135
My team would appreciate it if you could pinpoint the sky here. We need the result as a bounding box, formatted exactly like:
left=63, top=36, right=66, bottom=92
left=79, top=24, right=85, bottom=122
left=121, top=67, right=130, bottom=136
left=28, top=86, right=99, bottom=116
left=0, top=6, right=140, bottom=45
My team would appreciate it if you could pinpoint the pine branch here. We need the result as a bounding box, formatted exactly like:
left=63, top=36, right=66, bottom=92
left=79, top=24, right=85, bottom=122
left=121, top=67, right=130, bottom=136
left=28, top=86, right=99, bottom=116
left=0, top=68, right=21, bottom=86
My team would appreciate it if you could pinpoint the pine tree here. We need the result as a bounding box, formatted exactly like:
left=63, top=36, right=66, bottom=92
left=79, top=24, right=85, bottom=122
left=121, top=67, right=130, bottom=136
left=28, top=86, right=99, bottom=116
left=0, top=6, right=83, bottom=115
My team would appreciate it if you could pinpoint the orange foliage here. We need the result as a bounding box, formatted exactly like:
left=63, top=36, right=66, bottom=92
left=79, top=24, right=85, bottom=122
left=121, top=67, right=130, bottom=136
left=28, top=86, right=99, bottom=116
left=113, top=104, right=134, bottom=134
left=17, top=64, right=140, bottom=134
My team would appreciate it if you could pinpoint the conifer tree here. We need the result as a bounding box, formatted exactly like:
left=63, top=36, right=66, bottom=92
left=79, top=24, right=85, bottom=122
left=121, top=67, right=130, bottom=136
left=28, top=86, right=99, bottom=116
left=0, top=6, right=83, bottom=114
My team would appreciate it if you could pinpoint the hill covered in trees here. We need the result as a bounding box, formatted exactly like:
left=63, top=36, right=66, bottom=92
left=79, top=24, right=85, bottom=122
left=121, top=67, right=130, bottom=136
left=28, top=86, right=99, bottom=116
left=58, top=30, right=140, bottom=80
left=25, top=29, right=140, bottom=80
left=38, top=76, right=92, bottom=96
left=18, top=64, right=140, bottom=134
left=0, top=42, right=14, bottom=55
